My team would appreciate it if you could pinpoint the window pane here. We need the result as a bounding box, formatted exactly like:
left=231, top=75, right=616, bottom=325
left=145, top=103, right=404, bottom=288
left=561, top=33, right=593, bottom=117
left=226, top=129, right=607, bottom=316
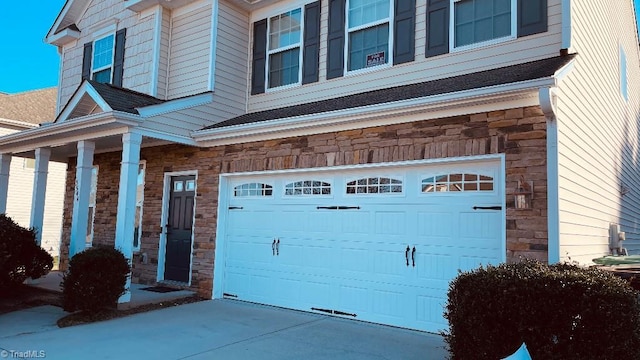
left=269, top=9, right=301, bottom=50
left=454, top=0, right=512, bottom=47
left=348, top=24, right=389, bottom=71
left=349, top=0, right=389, bottom=28
left=93, top=35, right=114, bottom=70
left=269, top=48, right=300, bottom=88
left=93, top=68, right=111, bottom=84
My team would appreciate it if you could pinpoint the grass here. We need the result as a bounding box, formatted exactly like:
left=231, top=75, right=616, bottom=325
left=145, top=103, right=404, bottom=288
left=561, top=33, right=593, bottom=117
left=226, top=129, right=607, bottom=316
left=1, top=283, right=205, bottom=327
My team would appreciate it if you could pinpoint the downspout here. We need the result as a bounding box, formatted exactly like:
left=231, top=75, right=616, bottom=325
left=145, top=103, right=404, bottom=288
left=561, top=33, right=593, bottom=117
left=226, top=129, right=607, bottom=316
left=540, top=87, right=560, bottom=264
left=164, top=13, right=174, bottom=99
left=561, top=0, right=572, bottom=51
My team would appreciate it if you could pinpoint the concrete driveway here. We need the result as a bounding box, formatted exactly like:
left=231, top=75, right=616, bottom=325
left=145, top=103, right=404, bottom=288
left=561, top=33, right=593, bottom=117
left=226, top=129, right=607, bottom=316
left=0, top=299, right=448, bottom=359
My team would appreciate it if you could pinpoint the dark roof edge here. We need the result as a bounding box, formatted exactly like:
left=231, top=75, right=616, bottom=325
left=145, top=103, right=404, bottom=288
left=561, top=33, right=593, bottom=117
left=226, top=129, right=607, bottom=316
left=204, top=54, right=576, bottom=131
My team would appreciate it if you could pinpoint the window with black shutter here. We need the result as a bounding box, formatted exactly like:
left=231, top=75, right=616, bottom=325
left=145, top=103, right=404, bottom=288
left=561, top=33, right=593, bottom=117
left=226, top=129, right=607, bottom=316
left=81, top=28, right=126, bottom=86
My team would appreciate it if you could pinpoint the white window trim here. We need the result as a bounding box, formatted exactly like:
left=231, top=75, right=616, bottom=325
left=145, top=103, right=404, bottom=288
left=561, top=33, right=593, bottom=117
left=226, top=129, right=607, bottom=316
left=344, top=175, right=405, bottom=196
left=91, top=33, right=116, bottom=83
left=133, top=160, right=146, bottom=252
left=419, top=171, right=496, bottom=195
left=450, top=0, right=517, bottom=53
left=344, top=0, right=394, bottom=75
left=283, top=179, right=334, bottom=197
left=265, top=8, right=305, bottom=92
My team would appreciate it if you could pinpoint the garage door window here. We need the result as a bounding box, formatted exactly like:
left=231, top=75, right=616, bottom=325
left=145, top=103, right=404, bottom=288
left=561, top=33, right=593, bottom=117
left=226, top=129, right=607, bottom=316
left=346, top=177, right=403, bottom=194
left=234, top=183, right=273, bottom=197
left=285, top=180, right=331, bottom=196
left=421, top=173, right=494, bottom=192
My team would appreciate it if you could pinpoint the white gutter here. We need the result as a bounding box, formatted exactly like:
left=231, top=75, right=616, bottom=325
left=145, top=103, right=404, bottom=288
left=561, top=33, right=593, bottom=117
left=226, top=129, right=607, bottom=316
left=193, top=77, right=555, bottom=144
left=0, top=118, right=39, bottom=130
left=0, top=111, right=142, bottom=148
left=540, top=87, right=560, bottom=264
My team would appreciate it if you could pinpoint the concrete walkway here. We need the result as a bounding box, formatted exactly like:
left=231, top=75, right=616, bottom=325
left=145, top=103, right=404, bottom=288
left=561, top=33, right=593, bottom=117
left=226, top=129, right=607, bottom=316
left=0, top=300, right=448, bottom=360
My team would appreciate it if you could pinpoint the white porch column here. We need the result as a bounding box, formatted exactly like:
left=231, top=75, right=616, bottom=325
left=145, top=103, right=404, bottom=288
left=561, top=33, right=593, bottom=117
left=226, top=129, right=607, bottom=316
left=30, top=148, right=51, bottom=246
left=70, top=141, right=95, bottom=258
left=115, top=132, right=142, bottom=303
left=0, top=154, right=11, bottom=214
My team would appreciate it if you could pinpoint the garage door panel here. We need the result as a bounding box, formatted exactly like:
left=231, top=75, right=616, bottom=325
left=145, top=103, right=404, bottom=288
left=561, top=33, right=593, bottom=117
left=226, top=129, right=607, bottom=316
left=221, top=159, right=504, bottom=333
left=341, top=211, right=371, bottom=234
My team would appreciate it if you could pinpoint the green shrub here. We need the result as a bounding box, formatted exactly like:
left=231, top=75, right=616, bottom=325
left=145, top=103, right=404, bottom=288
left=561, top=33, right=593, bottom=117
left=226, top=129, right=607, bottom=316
left=443, top=259, right=640, bottom=360
left=62, top=246, right=131, bottom=312
left=0, top=214, right=53, bottom=290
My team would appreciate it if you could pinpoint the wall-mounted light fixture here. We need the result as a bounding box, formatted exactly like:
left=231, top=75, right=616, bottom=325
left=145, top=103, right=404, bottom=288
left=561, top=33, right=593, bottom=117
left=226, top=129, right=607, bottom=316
left=514, top=176, right=533, bottom=210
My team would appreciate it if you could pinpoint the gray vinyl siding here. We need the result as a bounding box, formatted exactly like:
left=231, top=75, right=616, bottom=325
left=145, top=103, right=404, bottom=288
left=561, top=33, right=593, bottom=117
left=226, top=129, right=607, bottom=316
left=157, top=7, right=171, bottom=99
left=167, top=3, right=212, bottom=99
left=0, top=127, right=66, bottom=259
left=555, top=0, right=640, bottom=263
left=213, top=1, right=249, bottom=115
left=247, top=0, right=563, bottom=113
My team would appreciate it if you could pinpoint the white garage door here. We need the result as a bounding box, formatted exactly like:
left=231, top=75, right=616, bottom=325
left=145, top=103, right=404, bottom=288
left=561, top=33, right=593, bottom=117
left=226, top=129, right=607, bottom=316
left=217, top=159, right=504, bottom=333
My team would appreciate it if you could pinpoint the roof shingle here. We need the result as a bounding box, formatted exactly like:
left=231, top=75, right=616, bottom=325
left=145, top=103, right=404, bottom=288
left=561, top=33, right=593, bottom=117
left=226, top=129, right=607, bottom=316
left=204, top=54, right=575, bottom=130
left=0, top=88, right=57, bottom=125
left=87, top=80, right=165, bottom=114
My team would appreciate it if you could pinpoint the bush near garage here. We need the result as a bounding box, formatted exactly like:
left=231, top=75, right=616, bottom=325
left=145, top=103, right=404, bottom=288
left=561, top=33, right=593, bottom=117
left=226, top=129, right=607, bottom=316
left=62, top=246, right=130, bottom=312
left=443, top=259, right=640, bottom=360
left=0, top=214, right=53, bottom=290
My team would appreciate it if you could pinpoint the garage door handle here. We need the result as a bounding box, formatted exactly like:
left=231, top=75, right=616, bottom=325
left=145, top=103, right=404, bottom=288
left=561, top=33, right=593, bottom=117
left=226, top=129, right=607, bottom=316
left=276, top=239, right=280, bottom=256
left=473, top=206, right=502, bottom=210
left=412, top=246, right=416, bottom=267
left=405, top=246, right=410, bottom=267
left=272, top=239, right=276, bottom=256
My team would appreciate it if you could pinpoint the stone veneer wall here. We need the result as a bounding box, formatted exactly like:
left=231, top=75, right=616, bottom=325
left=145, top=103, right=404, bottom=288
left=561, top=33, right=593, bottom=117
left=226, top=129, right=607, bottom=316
left=59, top=106, right=548, bottom=298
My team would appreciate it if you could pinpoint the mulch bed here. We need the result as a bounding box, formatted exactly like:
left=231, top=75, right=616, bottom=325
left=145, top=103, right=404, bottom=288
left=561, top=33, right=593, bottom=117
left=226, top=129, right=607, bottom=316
left=1, top=284, right=205, bottom=327
left=0, top=285, right=63, bottom=315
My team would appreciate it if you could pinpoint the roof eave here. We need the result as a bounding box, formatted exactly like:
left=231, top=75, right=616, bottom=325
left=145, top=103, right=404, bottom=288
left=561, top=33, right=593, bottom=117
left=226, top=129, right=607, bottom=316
left=0, top=111, right=142, bottom=154
left=192, top=77, right=555, bottom=146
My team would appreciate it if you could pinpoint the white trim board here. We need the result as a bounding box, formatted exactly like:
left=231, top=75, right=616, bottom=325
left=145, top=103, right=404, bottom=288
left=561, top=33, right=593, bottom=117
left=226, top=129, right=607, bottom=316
left=157, top=170, right=198, bottom=286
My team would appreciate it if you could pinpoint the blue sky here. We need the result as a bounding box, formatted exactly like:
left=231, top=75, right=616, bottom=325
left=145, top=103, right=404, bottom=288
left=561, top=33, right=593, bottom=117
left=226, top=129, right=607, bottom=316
left=0, top=0, right=639, bottom=94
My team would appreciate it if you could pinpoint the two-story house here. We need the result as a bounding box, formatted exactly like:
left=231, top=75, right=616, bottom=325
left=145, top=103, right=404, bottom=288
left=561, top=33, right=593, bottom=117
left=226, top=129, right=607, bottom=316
left=0, top=0, right=638, bottom=333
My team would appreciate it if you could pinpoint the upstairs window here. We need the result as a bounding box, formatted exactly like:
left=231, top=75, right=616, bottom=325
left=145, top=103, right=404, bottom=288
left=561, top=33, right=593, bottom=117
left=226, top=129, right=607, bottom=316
left=268, top=9, right=303, bottom=89
left=453, top=0, right=513, bottom=48
left=92, top=34, right=115, bottom=83
left=82, top=28, right=126, bottom=87
left=347, top=0, right=392, bottom=71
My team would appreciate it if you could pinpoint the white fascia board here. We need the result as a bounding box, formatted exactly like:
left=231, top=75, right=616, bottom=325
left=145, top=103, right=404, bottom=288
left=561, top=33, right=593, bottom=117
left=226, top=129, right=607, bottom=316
left=193, top=77, right=554, bottom=145
left=554, top=57, right=576, bottom=84
left=46, top=0, right=90, bottom=41
left=136, top=92, right=214, bottom=117
left=133, top=128, right=198, bottom=146
left=57, top=82, right=114, bottom=123
left=46, top=28, right=81, bottom=46
left=0, top=111, right=142, bottom=154
left=0, top=118, right=39, bottom=130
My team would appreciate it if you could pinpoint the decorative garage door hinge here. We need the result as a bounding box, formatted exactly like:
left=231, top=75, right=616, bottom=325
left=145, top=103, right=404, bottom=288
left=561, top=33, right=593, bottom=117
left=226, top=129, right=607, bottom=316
left=311, top=307, right=357, bottom=317
left=472, top=206, right=502, bottom=210
left=223, top=293, right=238, bottom=298
left=228, top=206, right=244, bottom=210
left=316, top=206, right=361, bottom=210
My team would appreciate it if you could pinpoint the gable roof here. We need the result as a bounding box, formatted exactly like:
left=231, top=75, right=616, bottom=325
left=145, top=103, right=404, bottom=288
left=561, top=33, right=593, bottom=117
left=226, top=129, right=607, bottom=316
left=56, top=80, right=165, bottom=122
left=87, top=81, right=165, bottom=114
left=204, top=54, right=575, bottom=131
left=0, top=88, right=57, bottom=125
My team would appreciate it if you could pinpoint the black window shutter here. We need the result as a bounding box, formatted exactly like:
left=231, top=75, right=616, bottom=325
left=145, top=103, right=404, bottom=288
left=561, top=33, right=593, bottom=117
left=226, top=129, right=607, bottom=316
left=518, top=0, right=547, bottom=37
left=326, top=0, right=346, bottom=80
left=425, top=0, right=449, bottom=58
left=393, top=0, right=416, bottom=65
left=302, top=1, right=321, bottom=85
left=82, top=42, right=93, bottom=81
left=251, top=19, right=267, bottom=95
left=112, top=28, right=126, bottom=87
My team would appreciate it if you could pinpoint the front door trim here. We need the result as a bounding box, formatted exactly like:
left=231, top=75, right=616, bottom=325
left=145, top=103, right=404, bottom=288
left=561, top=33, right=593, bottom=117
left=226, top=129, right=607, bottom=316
left=157, top=170, right=197, bottom=285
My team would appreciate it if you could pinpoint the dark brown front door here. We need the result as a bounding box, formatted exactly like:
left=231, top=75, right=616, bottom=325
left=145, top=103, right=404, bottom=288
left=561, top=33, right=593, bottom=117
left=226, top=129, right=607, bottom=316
left=164, top=175, right=195, bottom=283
